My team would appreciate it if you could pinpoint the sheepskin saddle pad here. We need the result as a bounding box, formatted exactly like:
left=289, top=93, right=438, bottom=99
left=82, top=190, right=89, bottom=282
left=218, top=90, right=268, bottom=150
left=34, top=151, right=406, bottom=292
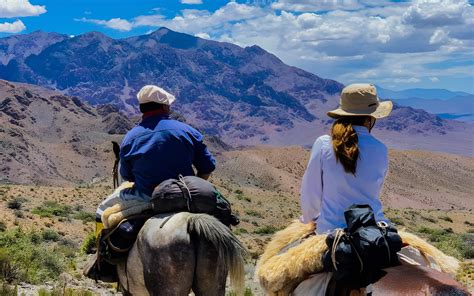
left=255, top=220, right=460, bottom=295
left=101, top=182, right=152, bottom=229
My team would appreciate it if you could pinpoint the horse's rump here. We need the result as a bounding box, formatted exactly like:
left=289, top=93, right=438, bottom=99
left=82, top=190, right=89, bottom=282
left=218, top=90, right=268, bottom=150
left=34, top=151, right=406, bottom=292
left=118, top=212, right=246, bottom=295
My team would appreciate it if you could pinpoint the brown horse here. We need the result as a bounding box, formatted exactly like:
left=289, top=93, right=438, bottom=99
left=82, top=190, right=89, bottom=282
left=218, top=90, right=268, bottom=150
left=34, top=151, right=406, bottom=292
left=116, top=212, right=246, bottom=296
left=293, top=264, right=470, bottom=296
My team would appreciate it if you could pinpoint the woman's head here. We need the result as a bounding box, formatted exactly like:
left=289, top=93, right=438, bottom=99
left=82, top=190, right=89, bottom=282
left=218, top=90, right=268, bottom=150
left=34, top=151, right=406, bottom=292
left=327, top=83, right=392, bottom=175
left=331, top=116, right=373, bottom=175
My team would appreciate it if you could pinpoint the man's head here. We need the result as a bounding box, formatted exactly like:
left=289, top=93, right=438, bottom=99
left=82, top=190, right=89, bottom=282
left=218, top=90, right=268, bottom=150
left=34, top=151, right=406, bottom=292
left=137, top=85, right=176, bottom=113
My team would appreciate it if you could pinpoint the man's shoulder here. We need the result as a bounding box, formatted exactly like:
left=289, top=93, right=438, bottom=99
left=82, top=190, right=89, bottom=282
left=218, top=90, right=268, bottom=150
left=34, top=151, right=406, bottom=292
left=121, top=125, right=144, bottom=146
left=161, top=119, right=202, bottom=137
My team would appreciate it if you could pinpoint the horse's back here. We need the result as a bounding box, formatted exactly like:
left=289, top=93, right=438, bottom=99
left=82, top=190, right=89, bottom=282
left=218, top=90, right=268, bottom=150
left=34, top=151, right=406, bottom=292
left=371, top=265, right=469, bottom=296
left=139, top=212, right=193, bottom=247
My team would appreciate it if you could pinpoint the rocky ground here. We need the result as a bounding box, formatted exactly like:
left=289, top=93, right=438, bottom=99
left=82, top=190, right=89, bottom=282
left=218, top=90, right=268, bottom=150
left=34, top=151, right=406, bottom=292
left=0, top=146, right=472, bottom=294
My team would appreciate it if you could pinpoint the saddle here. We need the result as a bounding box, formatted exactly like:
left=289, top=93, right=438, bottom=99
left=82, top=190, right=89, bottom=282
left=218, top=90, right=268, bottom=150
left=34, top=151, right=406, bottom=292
left=84, top=214, right=151, bottom=282
left=85, top=176, right=240, bottom=282
left=256, top=220, right=460, bottom=295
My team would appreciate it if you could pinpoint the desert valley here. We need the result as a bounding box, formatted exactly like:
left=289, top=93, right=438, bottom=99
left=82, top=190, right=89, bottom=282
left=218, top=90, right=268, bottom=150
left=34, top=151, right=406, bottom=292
left=0, top=27, right=473, bottom=295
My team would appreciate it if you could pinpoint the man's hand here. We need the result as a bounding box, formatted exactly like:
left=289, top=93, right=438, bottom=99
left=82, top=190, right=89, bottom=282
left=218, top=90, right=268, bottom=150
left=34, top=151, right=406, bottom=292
left=197, top=172, right=211, bottom=180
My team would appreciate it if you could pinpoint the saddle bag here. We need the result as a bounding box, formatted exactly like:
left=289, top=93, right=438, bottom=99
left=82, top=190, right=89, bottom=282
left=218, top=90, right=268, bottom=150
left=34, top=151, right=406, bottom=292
left=323, top=204, right=402, bottom=289
left=151, top=176, right=239, bottom=226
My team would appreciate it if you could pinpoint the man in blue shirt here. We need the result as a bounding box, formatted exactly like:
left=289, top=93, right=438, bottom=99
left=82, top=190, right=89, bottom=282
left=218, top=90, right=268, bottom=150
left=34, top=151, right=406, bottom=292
left=96, top=85, right=216, bottom=221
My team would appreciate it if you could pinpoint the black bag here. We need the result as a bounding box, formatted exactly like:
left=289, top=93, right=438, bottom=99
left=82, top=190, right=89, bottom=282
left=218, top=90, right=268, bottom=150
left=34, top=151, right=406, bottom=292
left=323, top=204, right=402, bottom=289
left=151, top=176, right=239, bottom=226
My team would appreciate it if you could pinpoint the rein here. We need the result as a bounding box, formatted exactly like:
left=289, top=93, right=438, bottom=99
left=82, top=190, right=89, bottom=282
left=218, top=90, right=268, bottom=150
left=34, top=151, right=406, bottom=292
left=112, top=141, right=120, bottom=189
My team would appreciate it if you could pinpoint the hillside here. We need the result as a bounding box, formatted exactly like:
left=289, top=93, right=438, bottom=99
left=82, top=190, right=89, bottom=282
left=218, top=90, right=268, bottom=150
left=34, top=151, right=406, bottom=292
left=0, top=29, right=472, bottom=154
left=0, top=144, right=472, bottom=293
left=0, top=80, right=132, bottom=185
left=216, top=147, right=474, bottom=212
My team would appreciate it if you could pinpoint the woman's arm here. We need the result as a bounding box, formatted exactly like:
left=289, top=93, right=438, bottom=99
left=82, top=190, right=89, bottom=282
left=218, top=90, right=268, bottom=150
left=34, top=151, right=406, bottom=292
left=300, top=137, right=325, bottom=224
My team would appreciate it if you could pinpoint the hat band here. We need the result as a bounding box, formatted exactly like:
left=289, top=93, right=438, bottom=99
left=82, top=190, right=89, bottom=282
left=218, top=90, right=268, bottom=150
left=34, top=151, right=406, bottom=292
left=340, top=105, right=379, bottom=114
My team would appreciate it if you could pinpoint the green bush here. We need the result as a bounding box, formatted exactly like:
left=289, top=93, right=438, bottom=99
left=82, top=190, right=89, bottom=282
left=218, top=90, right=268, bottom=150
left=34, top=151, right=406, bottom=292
left=72, top=211, right=95, bottom=223
left=81, top=233, right=97, bottom=255
left=0, top=222, right=6, bottom=232
left=387, top=217, right=405, bottom=226
left=245, top=210, right=262, bottom=218
left=0, top=228, right=75, bottom=284
left=32, top=201, right=72, bottom=218
left=416, top=227, right=474, bottom=260
left=227, top=287, right=253, bottom=296
left=42, top=229, right=60, bottom=242
left=0, top=283, right=18, bottom=296
left=6, top=198, right=24, bottom=210
left=233, top=228, right=248, bottom=235
left=40, top=287, right=94, bottom=296
left=254, top=226, right=279, bottom=235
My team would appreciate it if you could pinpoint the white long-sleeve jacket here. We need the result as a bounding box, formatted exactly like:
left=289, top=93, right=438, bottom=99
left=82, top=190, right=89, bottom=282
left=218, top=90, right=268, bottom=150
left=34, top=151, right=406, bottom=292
left=300, top=125, right=389, bottom=234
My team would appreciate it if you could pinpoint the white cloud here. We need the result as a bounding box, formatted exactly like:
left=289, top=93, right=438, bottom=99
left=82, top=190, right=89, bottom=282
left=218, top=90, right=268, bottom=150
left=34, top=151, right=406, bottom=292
left=195, top=32, right=210, bottom=39
left=429, top=29, right=449, bottom=45
left=181, top=0, right=203, bottom=4
left=74, top=0, right=474, bottom=90
left=430, top=77, right=440, bottom=82
left=0, top=19, right=26, bottom=33
left=78, top=2, right=266, bottom=35
left=271, top=0, right=397, bottom=12
left=403, top=0, right=470, bottom=28
left=75, top=17, right=133, bottom=32
left=0, top=0, right=46, bottom=18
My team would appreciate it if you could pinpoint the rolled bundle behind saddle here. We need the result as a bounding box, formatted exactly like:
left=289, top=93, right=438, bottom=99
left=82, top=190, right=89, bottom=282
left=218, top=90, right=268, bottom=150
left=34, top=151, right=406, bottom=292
left=323, top=204, right=403, bottom=289
left=151, top=175, right=239, bottom=227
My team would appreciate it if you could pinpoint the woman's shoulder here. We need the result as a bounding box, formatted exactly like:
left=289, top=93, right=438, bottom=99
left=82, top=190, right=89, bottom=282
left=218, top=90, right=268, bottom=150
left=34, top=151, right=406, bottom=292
left=315, top=134, right=331, bottom=145
left=311, top=135, right=332, bottom=154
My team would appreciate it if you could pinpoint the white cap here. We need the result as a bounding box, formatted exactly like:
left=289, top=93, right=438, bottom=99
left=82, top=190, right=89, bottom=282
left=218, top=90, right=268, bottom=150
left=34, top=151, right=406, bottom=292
left=137, top=85, right=176, bottom=105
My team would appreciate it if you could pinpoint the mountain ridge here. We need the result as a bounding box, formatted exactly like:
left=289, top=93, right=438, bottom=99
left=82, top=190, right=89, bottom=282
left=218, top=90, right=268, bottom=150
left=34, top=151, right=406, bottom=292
left=377, top=86, right=471, bottom=100
left=0, top=28, right=472, bottom=153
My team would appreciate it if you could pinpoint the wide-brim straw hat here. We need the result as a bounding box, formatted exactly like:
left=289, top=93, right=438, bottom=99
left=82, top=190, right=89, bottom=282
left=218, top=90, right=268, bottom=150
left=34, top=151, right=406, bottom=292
left=327, top=83, right=393, bottom=119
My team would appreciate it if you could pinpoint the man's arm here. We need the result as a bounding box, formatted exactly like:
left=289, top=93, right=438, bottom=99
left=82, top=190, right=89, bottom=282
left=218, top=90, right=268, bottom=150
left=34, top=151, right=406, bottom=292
left=119, top=144, right=135, bottom=182
left=197, top=172, right=212, bottom=180
left=191, top=130, right=216, bottom=179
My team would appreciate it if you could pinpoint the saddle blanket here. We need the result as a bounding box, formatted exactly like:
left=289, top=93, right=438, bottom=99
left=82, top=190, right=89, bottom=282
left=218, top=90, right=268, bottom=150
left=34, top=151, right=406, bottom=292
left=255, top=220, right=460, bottom=295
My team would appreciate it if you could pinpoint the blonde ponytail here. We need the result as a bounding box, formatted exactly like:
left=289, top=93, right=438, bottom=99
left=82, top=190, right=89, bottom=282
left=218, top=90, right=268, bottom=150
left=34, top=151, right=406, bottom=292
left=331, top=117, right=368, bottom=175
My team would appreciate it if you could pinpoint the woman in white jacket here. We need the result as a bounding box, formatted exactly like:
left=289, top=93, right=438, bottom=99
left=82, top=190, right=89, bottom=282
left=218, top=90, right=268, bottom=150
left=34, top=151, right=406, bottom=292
left=300, top=83, right=393, bottom=234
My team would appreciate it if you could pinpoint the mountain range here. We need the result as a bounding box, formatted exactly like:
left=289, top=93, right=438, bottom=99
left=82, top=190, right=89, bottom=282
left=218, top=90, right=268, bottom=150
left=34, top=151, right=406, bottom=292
left=377, top=86, right=474, bottom=122
left=0, top=28, right=472, bottom=155
left=377, top=86, right=471, bottom=100
left=393, top=95, right=474, bottom=121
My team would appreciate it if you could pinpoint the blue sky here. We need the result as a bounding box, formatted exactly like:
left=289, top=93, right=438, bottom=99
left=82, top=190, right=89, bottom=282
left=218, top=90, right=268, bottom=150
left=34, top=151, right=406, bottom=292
left=1, top=0, right=473, bottom=93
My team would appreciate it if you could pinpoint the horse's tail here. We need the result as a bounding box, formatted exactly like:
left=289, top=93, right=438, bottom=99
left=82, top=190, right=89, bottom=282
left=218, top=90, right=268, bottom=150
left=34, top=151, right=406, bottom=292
left=188, top=214, right=246, bottom=294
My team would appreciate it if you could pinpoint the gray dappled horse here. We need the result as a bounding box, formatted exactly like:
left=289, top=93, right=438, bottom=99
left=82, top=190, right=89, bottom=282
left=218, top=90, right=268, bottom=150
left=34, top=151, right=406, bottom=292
left=116, top=212, right=246, bottom=296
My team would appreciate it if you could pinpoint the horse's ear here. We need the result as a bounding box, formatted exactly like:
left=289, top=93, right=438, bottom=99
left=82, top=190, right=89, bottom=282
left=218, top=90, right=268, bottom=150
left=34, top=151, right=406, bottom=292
left=112, top=141, right=120, bottom=160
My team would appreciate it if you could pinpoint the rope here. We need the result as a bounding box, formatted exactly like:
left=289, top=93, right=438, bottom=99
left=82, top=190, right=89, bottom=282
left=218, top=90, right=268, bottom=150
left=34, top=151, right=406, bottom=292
left=377, top=221, right=392, bottom=264
left=331, top=228, right=364, bottom=273
left=331, top=228, right=345, bottom=271
left=178, top=175, right=193, bottom=211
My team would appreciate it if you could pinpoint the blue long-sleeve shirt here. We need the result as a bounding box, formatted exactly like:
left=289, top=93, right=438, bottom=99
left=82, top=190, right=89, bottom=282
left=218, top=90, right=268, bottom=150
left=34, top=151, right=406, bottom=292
left=119, top=114, right=216, bottom=196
